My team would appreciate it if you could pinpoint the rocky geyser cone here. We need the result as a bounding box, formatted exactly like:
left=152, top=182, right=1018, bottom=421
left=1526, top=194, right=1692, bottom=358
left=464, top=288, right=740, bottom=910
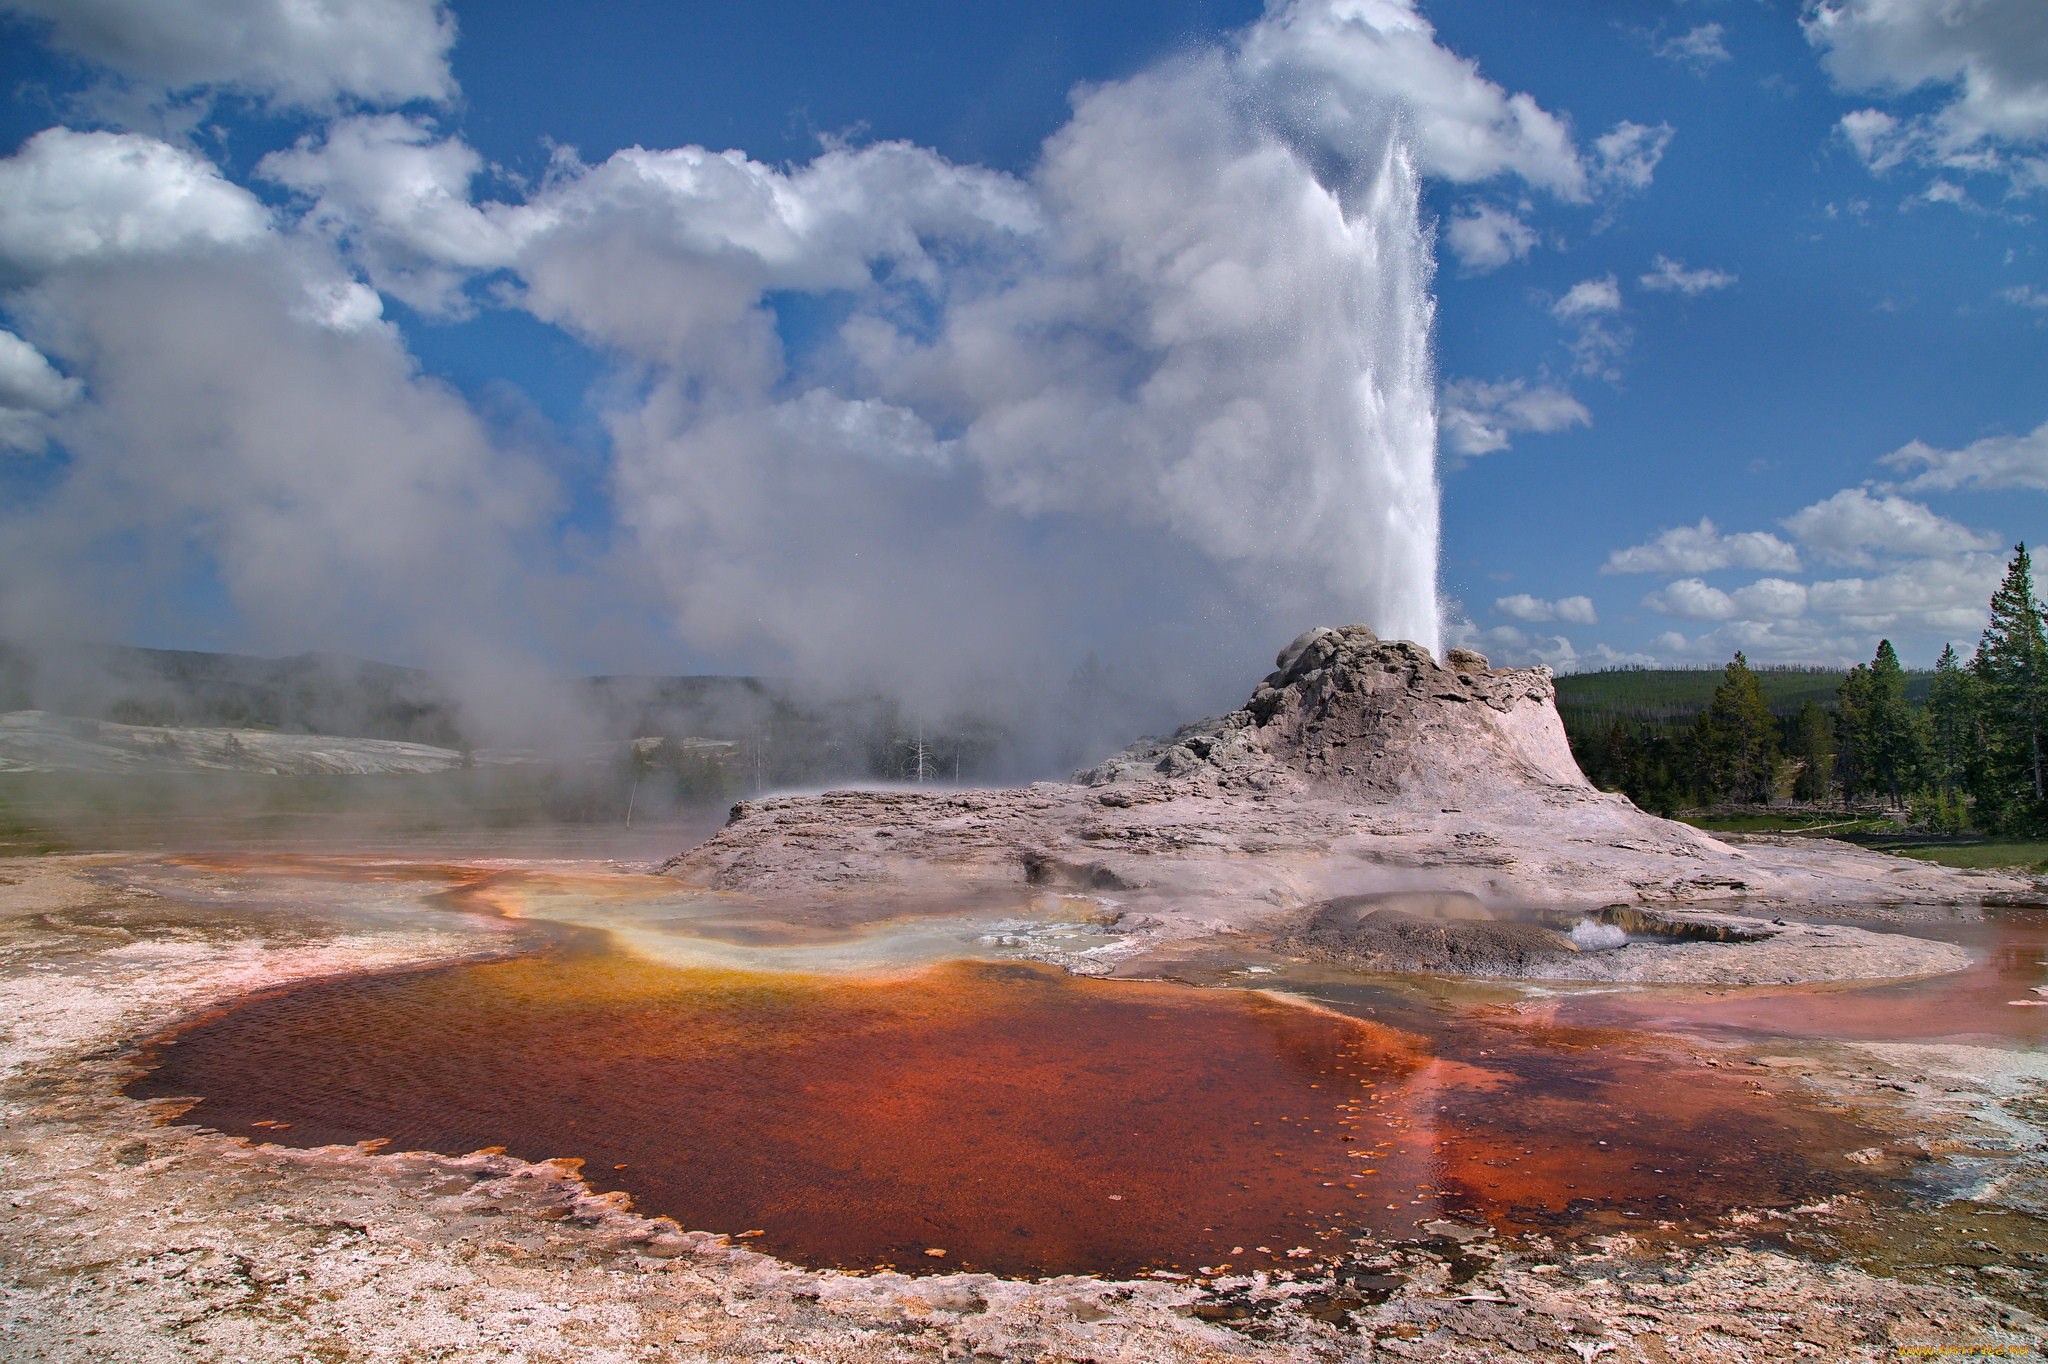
left=1075, top=624, right=1588, bottom=807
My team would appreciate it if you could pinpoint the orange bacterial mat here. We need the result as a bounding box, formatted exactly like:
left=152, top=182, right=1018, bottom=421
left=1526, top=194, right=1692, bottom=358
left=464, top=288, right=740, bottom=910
left=127, top=944, right=1886, bottom=1278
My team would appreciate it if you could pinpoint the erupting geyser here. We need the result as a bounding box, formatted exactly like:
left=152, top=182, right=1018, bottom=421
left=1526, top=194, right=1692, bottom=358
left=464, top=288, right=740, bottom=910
left=595, top=9, right=1454, bottom=703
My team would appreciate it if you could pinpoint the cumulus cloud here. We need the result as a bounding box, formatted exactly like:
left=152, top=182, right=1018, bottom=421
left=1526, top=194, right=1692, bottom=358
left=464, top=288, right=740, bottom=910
left=0, top=128, right=270, bottom=276
left=1639, top=254, right=1737, bottom=295
left=1637, top=618, right=1885, bottom=668
left=1549, top=275, right=1630, bottom=380
left=1495, top=593, right=1596, bottom=624
left=258, top=114, right=534, bottom=314
left=1808, top=553, right=2007, bottom=633
left=0, top=329, right=81, bottom=452
left=1642, top=578, right=1735, bottom=621
left=1592, top=121, right=1675, bottom=193
left=1879, top=418, right=2048, bottom=491
left=1552, top=274, right=1622, bottom=319
left=1806, top=0, right=2048, bottom=193
left=1654, top=24, right=1732, bottom=72
left=1438, top=376, right=1589, bottom=456
left=1444, top=201, right=1536, bottom=271
left=1780, top=487, right=2002, bottom=565
left=1728, top=577, right=1813, bottom=620
left=1603, top=519, right=1803, bottom=575
left=0, top=0, right=457, bottom=110
left=1644, top=576, right=1818, bottom=623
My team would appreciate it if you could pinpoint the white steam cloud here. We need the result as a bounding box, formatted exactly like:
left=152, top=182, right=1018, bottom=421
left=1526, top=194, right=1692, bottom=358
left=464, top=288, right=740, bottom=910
left=0, top=0, right=1646, bottom=752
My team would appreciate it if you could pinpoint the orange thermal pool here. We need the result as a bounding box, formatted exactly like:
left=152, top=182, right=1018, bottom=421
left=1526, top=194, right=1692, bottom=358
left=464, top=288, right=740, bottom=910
left=126, top=943, right=1885, bottom=1279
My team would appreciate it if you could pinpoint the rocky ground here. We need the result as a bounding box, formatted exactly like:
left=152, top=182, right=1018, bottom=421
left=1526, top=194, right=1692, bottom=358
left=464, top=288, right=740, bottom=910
left=1278, top=896, right=1976, bottom=984
left=665, top=629, right=2039, bottom=987
left=6, top=628, right=2048, bottom=1360
left=2, top=854, right=2046, bottom=1362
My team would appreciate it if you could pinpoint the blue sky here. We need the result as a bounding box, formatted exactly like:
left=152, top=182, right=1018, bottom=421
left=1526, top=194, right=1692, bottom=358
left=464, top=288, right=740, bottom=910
left=0, top=0, right=2043, bottom=735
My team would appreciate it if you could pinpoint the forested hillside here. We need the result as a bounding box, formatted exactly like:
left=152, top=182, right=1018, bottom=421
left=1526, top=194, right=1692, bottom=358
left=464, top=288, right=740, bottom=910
left=1554, top=668, right=1933, bottom=736
left=1553, top=544, right=2048, bottom=834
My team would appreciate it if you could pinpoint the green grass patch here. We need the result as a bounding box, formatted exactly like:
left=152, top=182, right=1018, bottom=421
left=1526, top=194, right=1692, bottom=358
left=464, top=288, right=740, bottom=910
left=1865, top=840, right=2048, bottom=871
left=1675, top=811, right=1895, bottom=835
left=0, top=809, right=69, bottom=856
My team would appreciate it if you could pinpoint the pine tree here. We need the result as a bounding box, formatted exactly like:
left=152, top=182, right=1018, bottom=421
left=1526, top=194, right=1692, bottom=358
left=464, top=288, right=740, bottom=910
left=1833, top=663, right=1873, bottom=803
left=1924, top=642, right=1978, bottom=807
left=1695, top=652, right=1779, bottom=803
left=1863, top=639, right=1924, bottom=808
left=1973, top=543, right=2048, bottom=830
left=1790, top=700, right=1834, bottom=803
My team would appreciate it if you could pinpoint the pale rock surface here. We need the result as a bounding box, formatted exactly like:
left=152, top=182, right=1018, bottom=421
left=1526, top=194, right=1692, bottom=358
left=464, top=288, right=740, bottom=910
left=2, top=857, right=2041, bottom=1361
left=666, top=626, right=2032, bottom=982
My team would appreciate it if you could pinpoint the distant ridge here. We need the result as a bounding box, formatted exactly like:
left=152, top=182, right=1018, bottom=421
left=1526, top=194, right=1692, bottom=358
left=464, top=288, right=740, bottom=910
left=1553, top=666, right=1934, bottom=734
left=0, top=641, right=464, bottom=747
left=0, top=641, right=998, bottom=786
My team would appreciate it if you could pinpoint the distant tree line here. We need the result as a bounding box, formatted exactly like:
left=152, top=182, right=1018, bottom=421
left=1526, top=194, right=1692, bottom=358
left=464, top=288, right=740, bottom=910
left=1580, top=543, right=2048, bottom=833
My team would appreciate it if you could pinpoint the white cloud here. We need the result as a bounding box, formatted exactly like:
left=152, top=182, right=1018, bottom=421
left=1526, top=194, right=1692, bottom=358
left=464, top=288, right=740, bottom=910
left=1654, top=25, right=1732, bottom=72
left=258, top=114, right=527, bottom=314
left=1550, top=276, right=1629, bottom=379
left=1603, top=518, right=1803, bottom=575
left=1237, top=0, right=1590, bottom=199
left=1552, top=275, right=1621, bottom=319
left=1495, top=593, right=1596, bottom=624
left=1833, top=108, right=1896, bottom=173
left=1639, top=254, right=1737, bottom=295
left=1644, top=576, right=1813, bottom=623
left=773, top=389, right=955, bottom=467
left=1920, top=177, right=1971, bottom=205
left=1780, top=487, right=2002, bottom=565
left=1592, top=121, right=1675, bottom=192
left=0, top=328, right=82, bottom=452
left=1444, top=201, right=1536, bottom=271
left=0, top=328, right=80, bottom=414
left=1634, top=618, right=1887, bottom=668
left=1643, top=578, right=1736, bottom=620
left=1839, top=108, right=1912, bottom=172
left=1879, top=418, right=2048, bottom=492
left=1442, top=613, right=1581, bottom=671
left=0, top=128, right=270, bottom=276
left=0, top=0, right=457, bottom=109
left=2002, top=284, right=2048, bottom=309
left=1729, top=577, right=1812, bottom=620
left=1808, top=553, right=2007, bottom=633
left=1439, top=376, right=1589, bottom=456
left=1806, top=0, right=2048, bottom=193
